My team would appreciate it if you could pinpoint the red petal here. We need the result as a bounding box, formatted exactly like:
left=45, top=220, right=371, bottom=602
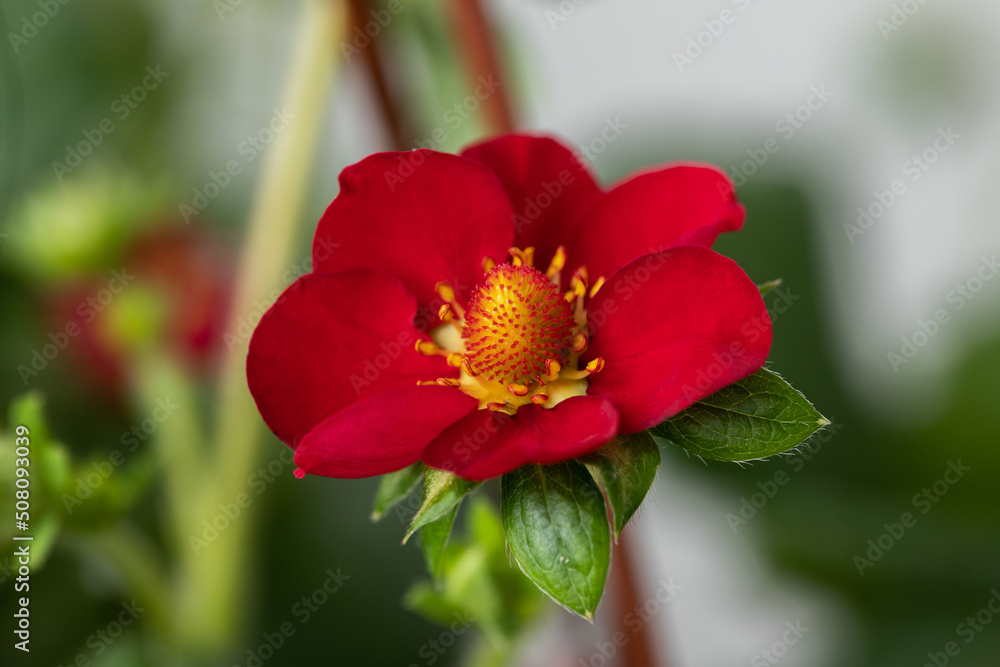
left=422, top=396, right=619, bottom=480
left=568, top=164, right=744, bottom=280
left=461, top=134, right=600, bottom=267
left=246, top=270, right=448, bottom=447
left=312, top=150, right=514, bottom=317
left=294, top=386, right=477, bottom=479
left=584, top=246, right=771, bottom=433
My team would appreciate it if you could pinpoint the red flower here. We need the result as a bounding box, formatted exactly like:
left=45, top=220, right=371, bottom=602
left=246, top=135, right=771, bottom=481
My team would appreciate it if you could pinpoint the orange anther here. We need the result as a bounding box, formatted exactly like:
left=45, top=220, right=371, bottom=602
left=507, top=383, right=529, bottom=397
left=585, top=357, right=605, bottom=373
left=572, top=333, right=588, bottom=353
left=530, top=394, right=549, bottom=405
left=415, top=340, right=439, bottom=355
left=487, top=401, right=515, bottom=415
left=438, top=303, right=454, bottom=323
left=435, top=282, right=457, bottom=303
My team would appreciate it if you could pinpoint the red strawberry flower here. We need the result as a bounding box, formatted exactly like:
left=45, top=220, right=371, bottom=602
left=246, top=134, right=771, bottom=481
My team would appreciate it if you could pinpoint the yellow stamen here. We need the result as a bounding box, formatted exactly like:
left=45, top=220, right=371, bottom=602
left=435, top=282, right=456, bottom=303
left=590, top=276, right=606, bottom=298
left=487, top=401, right=516, bottom=415
left=461, top=358, right=479, bottom=377
left=507, top=383, right=529, bottom=397
left=571, top=267, right=588, bottom=298
left=435, top=281, right=465, bottom=319
left=509, top=246, right=535, bottom=268
left=572, top=333, right=588, bottom=353
left=436, top=378, right=461, bottom=388
left=415, top=340, right=440, bottom=356
left=546, top=246, right=567, bottom=280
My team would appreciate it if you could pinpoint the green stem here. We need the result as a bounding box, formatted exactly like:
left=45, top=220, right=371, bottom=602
left=135, top=353, right=205, bottom=556
left=173, top=0, right=348, bottom=657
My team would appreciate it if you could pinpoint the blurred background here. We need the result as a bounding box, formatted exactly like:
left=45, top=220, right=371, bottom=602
left=1, top=0, right=999, bottom=665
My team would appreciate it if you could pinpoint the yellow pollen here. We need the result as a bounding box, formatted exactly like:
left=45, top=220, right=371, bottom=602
left=463, top=263, right=575, bottom=388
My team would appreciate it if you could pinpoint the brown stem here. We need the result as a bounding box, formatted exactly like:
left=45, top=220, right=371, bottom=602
left=444, top=0, right=516, bottom=134
left=345, top=0, right=410, bottom=150
left=612, top=531, right=661, bottom=667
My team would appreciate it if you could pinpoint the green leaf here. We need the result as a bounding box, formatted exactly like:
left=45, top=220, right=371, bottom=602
left=419, top=505, right=458, bottom=583
left=650, top=368, right=830, bottom=462
left=403, top=468, right=479, bottom=543
left=581, top=431, right=661, bottom=540
left=371, top=463, right=423, bottom=521
left=500, top=462, right=610, bottom=620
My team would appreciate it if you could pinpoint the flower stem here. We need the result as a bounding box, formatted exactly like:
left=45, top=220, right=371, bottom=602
left=612, top=531, right=661, bottom=667
left=444, top=0, right=516, bottom=134
left=346, top=0, right=410, bottom=149
left=135, top=353, right=204, bottom=556
left=173, top=0, right=348, bottom=657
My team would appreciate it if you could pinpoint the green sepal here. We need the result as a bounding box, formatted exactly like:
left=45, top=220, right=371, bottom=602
left=581, top=431, right=660, bottom=540
left=371, top=463, right=423, bottom=521
left=403, top=467, right=479, bottom=543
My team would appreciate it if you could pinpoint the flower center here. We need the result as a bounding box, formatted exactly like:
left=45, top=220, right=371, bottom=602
left=463, top=263, right=574, bottom=387
left=416, top=246, right=606, bottom=415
